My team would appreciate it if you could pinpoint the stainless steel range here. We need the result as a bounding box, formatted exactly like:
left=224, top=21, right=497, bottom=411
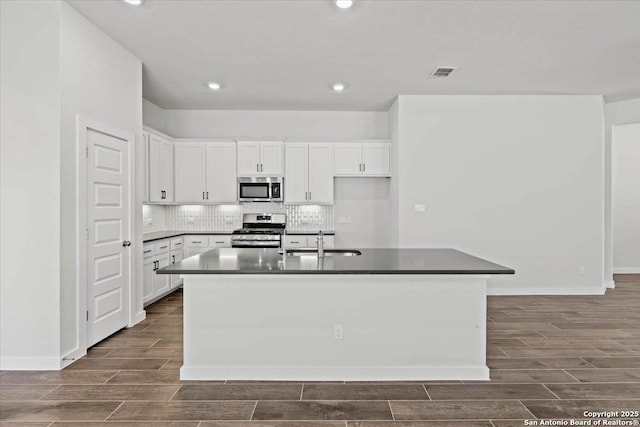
left=231, top=213, right=286, bottom=248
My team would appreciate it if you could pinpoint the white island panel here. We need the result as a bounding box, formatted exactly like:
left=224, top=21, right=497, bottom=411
left=181, top=274, right=489, bottom=381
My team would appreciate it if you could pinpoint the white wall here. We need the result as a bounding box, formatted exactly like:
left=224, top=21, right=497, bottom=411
left=604, top=97, right=640, bottom=282
left=394, top=95, right=605, bottom=295
left=59, top=2, right=143, bottom=359
left=612, top=123, right=640, bottom=273
left=164, top=109, right=388, bottom=140
left=1, top=0, right=62, bottom=369
left=143, top=99, right=168, bottom=134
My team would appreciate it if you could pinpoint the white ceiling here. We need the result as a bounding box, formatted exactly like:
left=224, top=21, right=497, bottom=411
left=67, top=0, right=640, bottom=111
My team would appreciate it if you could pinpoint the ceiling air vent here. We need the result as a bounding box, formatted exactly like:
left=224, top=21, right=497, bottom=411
left=430, top=66, right=457, bottom=78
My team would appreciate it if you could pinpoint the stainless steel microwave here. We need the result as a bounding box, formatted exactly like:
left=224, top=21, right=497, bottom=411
left=238, top=177, right=283, bottom=202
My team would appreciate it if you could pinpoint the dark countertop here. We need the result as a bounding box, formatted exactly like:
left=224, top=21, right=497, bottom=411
left=143, top=230, right=233, bottom=243
left=143, top=230, right=335, bottom=243
left=156, top=248, right=515, bottom=275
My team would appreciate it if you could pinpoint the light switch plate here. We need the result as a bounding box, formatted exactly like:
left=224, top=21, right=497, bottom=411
left=414, top=204, right=426, bottom=212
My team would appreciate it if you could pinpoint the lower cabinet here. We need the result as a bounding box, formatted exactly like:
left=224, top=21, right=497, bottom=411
left=183, top=235, right=232, bottom=258
left=143, top=236, right=184, bottom=306
left=283, top=234, right=335, bottom=249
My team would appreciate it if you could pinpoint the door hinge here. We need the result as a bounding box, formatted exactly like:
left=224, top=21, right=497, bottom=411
left=86, top=310, right=89, bottom=321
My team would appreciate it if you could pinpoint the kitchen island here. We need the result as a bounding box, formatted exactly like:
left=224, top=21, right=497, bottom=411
left=158, top=248, right=514, bottom=381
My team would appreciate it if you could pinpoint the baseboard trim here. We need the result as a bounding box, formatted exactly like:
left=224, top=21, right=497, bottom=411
left=130, top=310, right=146, bottom=327
left=487, top=286, right=607, bottom=296
left=60, top=348, right=87, bottom=369
left=604, top=279, right=616, bottom=289
left=613, top=268, right=640, bottom=274
left=180, top=366, right=490, bottom=381
left=0, top=356, right=62, bottom=370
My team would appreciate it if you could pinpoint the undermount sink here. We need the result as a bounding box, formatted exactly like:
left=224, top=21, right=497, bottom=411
left=286, top=249, right=362, bottom=257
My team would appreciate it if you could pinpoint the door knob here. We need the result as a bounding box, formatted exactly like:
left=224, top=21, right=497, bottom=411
left=122, top=240, right=131, bottom=247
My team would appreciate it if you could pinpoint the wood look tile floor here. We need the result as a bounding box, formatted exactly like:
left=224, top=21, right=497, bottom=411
left=2, top=275, right=639, bottom=426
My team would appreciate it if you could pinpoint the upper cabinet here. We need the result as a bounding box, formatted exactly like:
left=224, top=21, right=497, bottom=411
left=284, top=143, right=334, bottom=204
left=148, top=133, right=174, bottom=202
left=237, top=141, right=283, bottom=176
left=334, top=142, right=391, bottom=177
left=174, top=141, right=237, bottom=203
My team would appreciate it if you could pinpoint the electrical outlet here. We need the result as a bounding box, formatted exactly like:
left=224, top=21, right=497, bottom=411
left=334, top=324, right=343, bottom=340
left=339, top=217, right=348, bottom=224
left=579, top=266, right=586, bottom=274
left=414, top=204, right=426, bottom=212
left=346, top=217, right=352, bottom=224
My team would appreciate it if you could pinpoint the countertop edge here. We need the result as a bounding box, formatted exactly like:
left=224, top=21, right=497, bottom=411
left=144, top=230, right=336, bottom=242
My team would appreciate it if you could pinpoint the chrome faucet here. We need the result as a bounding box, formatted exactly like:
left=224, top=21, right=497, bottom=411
left=317, top=230, right=325, bottom=258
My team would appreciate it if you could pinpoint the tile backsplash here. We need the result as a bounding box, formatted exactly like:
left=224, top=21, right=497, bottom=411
left=143, top=203, right=333, bottom=233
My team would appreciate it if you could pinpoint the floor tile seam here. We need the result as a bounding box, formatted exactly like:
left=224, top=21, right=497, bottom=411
left=300, top=383, right=304, bottom=400
left=516, top=399, right=537, bottom=419
left=168, top=384, right=183, bottom=401
left=103, top=400, right=126, bottom=421
left=158, top=359, right=173, bottom=370
left=249, top=400, right=258, bottom=420
left=540, top=384, right=561, bottom=400
left=387, top=400, right=395, bottom=420
left=421, top=384, right=432, bottom=400
left=35, top=385, right=60, bottom=401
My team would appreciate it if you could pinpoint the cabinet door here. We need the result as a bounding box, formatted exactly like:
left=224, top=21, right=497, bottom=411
left=143, top=257, right=155, bottom=303
left=260, top=142, right=283, bottom=176
left=334, top=144, right=363, bottom=176
left=209, top=236, right=232, bottom=247
left=142, top=131, right=150, bottom=202
left=237, top=142, right=261, bottom=176
left=148, top=135, right=163, bottom=202
left=284, top=235, right=309, bottom=248
left=159, top=139, right=174, bottom=201
left=362, top=143, right=391, bottom=176
left=170, top=250, right=183, bottom=289
left=284, top=143, right=308, bottom=203
left=206, top=143, right=237, bottom=202
left=153, top=256, right=170, bottom=296
left=174, top=143, right=206, bottom=202
left=308, top=144, right=334, bottom=203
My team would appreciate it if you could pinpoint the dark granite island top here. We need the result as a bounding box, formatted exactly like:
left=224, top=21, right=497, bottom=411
left=157, top=248, right=514, bottom=275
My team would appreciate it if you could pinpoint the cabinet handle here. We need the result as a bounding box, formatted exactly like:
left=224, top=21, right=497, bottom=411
left=309, top=191, right=311, bottom=200
left=257, top=163, right=260, bottom=172
left=363, top=163, right=366, bottom=172
left=260, top=163, right=263, bottom=172
left=160, top=245, right=168, bottom=249
left=144, top=249, right=152, bottom=254
left=172, top=255, right=175, bottom=263
left=358, top=164, right=362, bottom=172
left=215, top=241, right=224, bottom=244
left=175, top=242, right=182, bottom=246
left=192, top=241, right=202, bottom=243
left=206, top=192, right=209, bottom=199
left=203, top=192, right=206, bottom=200
left=290, top=241, right=299, bottom=244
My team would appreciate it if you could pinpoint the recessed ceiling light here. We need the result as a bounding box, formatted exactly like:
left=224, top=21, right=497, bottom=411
left=123, top=0, right=144, bottom=6
left=207, top=82, right=222, bottom=90
left=335, top=0, right=353, bottom=9
left=332, top=83, right=347, bottom=92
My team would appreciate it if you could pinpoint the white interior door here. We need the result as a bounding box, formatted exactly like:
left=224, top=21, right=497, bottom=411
left=86, top=127, right=131, bottom=346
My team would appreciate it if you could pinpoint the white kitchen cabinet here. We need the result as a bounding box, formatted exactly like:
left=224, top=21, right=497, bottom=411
left=170, top=249, right=183, bottom=289
left=142, top=131, right=150, bottom=202
left=183, top=235, right=232, bottom=258
left=149, top=133, right=174, bottom=202
left=174, top=143, right=206, bottom=202
left=153, top=257, right=170, bottom=296
left=143, top=237, right=183, bottom=305
left=284, top=234, right=335, bottom=249
left=237, top=141, right=283, bottom=176
left=206, top=143, right=237, bottom=202
left=174, top=141, right=237, bottom=203
left=284, top=143, right=333, bottom=204
left=334, top=142, right=391, bottom=177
